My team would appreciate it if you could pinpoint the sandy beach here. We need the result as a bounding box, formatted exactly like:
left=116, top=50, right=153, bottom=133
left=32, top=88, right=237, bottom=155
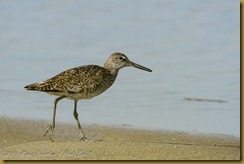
left=0, top=117, right=240, bottom=160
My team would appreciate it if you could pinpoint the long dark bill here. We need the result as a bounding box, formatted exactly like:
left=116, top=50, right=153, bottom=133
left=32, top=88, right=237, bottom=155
left=128, top=60, right=152, bottom=72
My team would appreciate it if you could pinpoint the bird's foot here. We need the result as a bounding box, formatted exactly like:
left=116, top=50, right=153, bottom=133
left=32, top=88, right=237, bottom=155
left=79, top=137, right=102, bottom=142
left=79, top=136, right=91, bottom=141
left=43, top=124, right=54, bottom=142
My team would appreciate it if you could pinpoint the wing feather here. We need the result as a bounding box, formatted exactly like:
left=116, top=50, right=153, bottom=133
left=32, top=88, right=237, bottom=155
left=25, top=65, right=113, bottom=94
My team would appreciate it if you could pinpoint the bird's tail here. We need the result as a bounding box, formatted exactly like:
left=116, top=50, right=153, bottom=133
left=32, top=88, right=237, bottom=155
left=24, top=83, right=42, bottom=91
left=25, top=82, right=58, bottom=92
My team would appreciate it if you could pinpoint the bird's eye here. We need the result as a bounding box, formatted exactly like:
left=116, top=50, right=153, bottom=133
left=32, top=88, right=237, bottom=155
left=118, top=56, right=126, bottom=61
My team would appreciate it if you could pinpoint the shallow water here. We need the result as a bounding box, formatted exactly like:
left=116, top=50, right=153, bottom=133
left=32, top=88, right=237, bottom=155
left=0, top=0, right=240, bottom=137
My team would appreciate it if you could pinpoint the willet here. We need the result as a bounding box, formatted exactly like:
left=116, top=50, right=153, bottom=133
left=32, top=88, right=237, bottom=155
left=25, top=52, right=152, bottom=141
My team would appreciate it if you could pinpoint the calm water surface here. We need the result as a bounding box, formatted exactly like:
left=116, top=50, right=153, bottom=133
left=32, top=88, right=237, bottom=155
left=0, top=0, right=240, bottom=137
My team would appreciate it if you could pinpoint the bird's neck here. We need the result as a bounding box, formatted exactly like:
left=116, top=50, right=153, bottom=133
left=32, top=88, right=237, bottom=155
left=104, top=63, right=119, bottom=75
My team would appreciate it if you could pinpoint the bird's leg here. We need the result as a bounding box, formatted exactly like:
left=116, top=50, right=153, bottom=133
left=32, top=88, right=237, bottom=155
left=44, top=96, right=65, bottom=141
left=73, top=100, right=90, bottom=141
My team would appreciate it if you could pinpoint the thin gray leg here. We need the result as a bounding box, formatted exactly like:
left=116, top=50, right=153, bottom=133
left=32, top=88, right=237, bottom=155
left=73, top=100, right=89, bottom=141
left=44, top=95, right=65, bottom=141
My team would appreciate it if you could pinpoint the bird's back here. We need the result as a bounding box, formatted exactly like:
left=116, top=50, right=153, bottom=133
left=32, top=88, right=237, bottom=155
left=25, top=65, right=117, bottom=100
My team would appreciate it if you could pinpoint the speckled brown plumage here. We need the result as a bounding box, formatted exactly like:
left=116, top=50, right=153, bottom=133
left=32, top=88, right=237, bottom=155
left=24, top=52, right=152, bottom=141
left=25, top=65, right=117, bottom=100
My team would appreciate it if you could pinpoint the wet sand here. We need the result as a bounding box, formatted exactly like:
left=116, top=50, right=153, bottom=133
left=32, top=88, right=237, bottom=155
left=0, top=117, right=240, bottom=160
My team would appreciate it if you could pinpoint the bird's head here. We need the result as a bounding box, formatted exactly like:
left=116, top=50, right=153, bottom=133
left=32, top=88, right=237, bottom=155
left=104, top=52, right=152, bottom=74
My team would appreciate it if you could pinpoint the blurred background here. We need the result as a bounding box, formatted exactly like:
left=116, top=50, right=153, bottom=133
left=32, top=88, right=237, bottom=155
left=0, top=0, right=240, bottom=137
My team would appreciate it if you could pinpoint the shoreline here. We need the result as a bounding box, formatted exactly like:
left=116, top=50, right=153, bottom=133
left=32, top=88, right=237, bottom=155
left=0, top=117, right=240, bottom=160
